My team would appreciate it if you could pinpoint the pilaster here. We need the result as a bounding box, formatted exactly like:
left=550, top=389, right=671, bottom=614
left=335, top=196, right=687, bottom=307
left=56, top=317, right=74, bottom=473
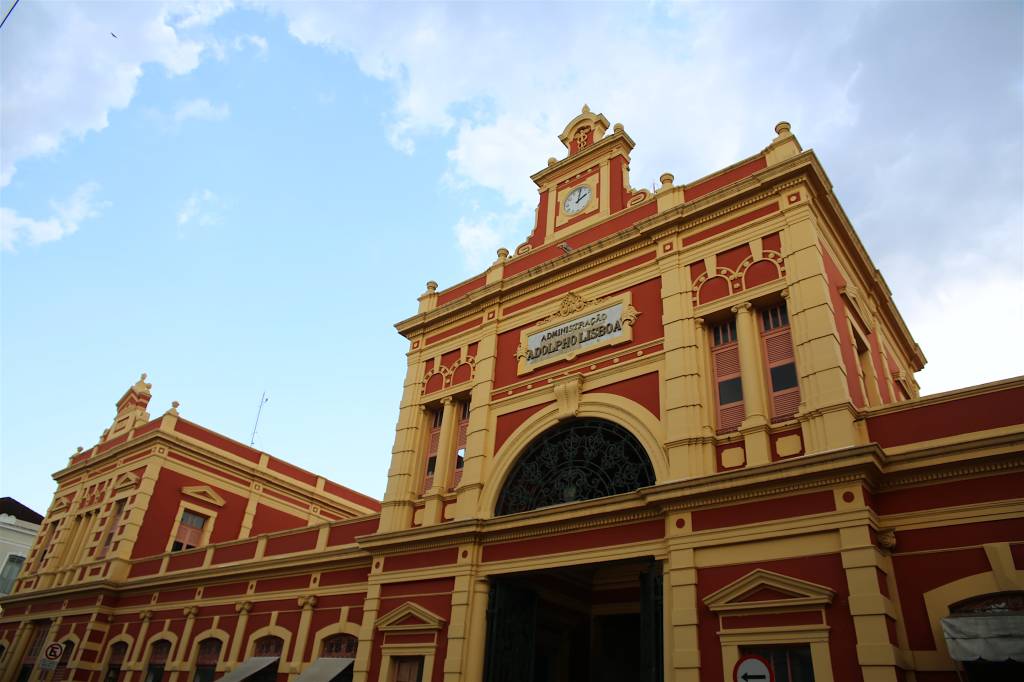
left=380, top=351, right=429, bottom=532
left=352, top=583, right=381, bottom=682
left=290, top=596, right=317, bottom=672
left=455, top=322, right=498, bottom=520
left=422, top=397, right=457, bottom=526
left=665, top=539, right=700, bottom=682
left=732, top=302, right=771, bottom=466
left=227, top=602, right=252, bottom=668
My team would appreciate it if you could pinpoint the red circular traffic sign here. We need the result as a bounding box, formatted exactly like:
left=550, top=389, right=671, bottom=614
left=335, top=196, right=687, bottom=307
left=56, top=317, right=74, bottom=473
left=44, top=642, right=64, bottom=661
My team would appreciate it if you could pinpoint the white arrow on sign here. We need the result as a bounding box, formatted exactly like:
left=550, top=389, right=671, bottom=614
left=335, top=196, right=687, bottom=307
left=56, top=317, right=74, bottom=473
left=733, top=654, right=773, bottom=682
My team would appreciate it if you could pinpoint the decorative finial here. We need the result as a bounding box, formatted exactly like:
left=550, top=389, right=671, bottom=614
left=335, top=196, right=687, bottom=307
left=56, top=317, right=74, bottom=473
left=425, top=280, right=438, bottom=293
left=547, top=157, right=557, bottom=167
left=76, top=446, right=84, bottom=453
left=582, top=104, right=590, bottom=114
left=613, top=123, right=623, bottom=133
left=775, top=121, right=791, bottom=136
left=659, top=172, right=675, bottom=190
left=166, top=401, right=180, bottom=416
left=140, top=372, right=147, bottom=381
left=496, top=247, right=509, bottom=260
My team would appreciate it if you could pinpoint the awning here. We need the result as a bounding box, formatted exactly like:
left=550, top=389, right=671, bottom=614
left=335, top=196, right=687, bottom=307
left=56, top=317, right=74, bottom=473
left=215, top=657, right=279, bottom=682
left=292, top=658, right=354, bottom=682
left=941, top=615, right=1024, bottom=661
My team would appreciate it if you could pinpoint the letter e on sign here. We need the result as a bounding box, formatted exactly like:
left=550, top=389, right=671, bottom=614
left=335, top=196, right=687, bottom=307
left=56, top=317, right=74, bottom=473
left=39, top=642, right=64, bottom=671
left=733, top=655, right=773, bottom=682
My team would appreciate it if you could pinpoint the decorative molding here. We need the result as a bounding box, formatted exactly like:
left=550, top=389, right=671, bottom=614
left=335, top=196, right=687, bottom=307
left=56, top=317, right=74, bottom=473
left=375, top=601, right=446, bottom=632
left=114, top=472, right=141, bottom=491
left=181, top=486, right=226, bottom=508
left=552, top=375, right=584, bottom=421
left=704, top=569, right=835, bottom=614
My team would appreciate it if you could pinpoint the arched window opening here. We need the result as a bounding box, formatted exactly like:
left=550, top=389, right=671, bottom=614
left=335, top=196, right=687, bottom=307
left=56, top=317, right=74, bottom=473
left=495, top=418, right=655, bottom=516
left=52, top=641, right=75, bottom=682
left=321, top=634, right=357, bottom=658
left=104, top=642, right=128, bottom=682
left=250, top=636, right=283, bottom=682
left=144, top=640, right=171, bottom=682
left=192, top=638, right=222, bottom=682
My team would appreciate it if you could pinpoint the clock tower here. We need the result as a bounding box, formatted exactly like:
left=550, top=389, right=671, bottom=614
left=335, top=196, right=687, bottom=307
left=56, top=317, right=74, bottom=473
left=518, top=105, right=650, bottom=253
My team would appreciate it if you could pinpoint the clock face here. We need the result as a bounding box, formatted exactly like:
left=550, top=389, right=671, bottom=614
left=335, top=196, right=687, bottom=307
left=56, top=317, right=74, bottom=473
left=562, top=185, right=593, bottom=215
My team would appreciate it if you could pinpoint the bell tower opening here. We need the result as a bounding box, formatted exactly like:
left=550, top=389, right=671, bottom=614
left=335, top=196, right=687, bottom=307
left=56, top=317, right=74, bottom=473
left=495, top=418, right=656, bottom=516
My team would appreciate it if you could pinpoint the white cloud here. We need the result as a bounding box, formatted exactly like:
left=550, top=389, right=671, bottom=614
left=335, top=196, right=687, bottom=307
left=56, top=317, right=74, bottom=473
left=454, top=210, right=530, bottom=271
left=173, top=98, right=230, bottom=123
left=265, top=1, right=1022, bottom=395
left=177, top=190, right=221, bottom=229
left=0, top=1, right=216, bottom=187
left=1, top=182, right=108, bottom=251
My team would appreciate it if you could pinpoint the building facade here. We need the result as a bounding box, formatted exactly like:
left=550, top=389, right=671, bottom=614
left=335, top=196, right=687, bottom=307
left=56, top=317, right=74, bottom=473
left=0, top=499, right=43, bottom=598
left=1, top=110, right=1021, bottom=682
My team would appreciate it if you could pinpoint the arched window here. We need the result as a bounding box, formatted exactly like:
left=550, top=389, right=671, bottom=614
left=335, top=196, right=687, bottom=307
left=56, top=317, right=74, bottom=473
left=192, top=638, right=222, bottom=682
left=104, top=642, right=128, bottom=682
left=250, top=636, right=283, bottom=682
left=52, top=641, right=75, bottom=682
left=496, top=418, right=655, bottom=516
left=321, top=634, right=357, bottom=658
left=144, top=640, right=171, bottom=682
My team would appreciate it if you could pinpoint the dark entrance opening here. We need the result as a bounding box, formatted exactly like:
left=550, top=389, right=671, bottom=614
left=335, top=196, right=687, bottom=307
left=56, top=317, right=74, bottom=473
left=483, top=558, right=662, bottom=682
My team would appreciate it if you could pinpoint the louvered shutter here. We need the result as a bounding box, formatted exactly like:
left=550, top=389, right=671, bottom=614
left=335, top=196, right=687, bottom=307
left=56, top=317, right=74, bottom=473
left=761, top=305, right=800, bottom=420
left=712, top=339, right=744, bottom=433
left=452, top=406, right=469, bottom=488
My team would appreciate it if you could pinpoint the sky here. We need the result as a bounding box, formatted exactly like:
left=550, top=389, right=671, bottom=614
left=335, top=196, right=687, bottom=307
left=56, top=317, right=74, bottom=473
left=1, top=1, right=1022, bottom=517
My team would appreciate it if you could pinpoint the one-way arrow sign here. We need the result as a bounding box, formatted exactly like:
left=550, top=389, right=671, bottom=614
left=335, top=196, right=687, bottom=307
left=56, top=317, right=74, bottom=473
left=733, top=655, right=774, bottom=682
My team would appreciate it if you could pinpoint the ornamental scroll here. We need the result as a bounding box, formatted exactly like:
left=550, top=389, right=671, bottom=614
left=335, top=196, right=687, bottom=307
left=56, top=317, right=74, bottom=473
left=515, top=291, right=640, bottom=374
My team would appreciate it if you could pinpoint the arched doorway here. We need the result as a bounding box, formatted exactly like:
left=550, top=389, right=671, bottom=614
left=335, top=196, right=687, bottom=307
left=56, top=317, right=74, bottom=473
left=495, top=418, right=655, bottom=516
left=942, top=591, right=1024, bottom=682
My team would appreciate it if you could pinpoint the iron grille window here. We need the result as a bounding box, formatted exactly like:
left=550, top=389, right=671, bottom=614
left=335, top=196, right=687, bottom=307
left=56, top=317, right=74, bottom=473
left=495, top=418, right=655, bottom=516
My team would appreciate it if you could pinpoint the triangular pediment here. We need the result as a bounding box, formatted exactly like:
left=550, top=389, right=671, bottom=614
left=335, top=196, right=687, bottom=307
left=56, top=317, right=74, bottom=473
left=51, top=496, right=72, bottom=514
left=114, top=472, right=141, bottom=491
left=704, top=569, right=834, bottom=614
left=181, top=485, right=225, bottom=507
left=376, top=601, right=446, bottom=632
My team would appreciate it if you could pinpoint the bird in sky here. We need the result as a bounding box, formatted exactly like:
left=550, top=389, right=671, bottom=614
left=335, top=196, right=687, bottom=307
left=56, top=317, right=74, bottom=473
left=110, top=32, right=117, bottom=38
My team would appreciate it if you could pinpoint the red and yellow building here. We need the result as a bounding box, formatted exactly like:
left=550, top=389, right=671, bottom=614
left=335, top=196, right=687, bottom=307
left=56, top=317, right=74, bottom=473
left=1, top=109, right=1022, bottom=682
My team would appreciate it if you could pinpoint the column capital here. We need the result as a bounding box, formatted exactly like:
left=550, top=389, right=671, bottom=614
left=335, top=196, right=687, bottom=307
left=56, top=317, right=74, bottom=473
left=730, top=301, right=753, bottom=315
left=297, top=595, right=318, bottom=609
left=183, top=606, right=199, bottom=618
left=235, top=600, right=253, bottom=614
left=140, top=610, right=152, bottom=622
left=694, top=317, right=706, bottom=328
left=440, top=396, right=455, bottom=406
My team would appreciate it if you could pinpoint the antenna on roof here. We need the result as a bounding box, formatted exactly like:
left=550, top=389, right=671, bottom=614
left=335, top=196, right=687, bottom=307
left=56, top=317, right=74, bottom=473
left=249, top=391, right=269, bottom=446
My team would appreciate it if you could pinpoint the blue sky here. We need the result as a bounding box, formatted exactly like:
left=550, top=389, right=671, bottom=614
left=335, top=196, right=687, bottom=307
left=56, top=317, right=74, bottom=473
left=2, top=1, right=1022, bottom=516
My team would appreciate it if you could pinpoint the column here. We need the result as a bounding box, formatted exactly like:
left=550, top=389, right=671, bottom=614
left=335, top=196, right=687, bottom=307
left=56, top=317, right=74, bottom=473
left=352, top=584, right=381, bottom=682
left=660, top=248, right=715, bottom=479
left=422, top=397, right=457, bottom=525
left=126, top=610, right=152, bottom=682
left=289, top=596, right=317, bottom=673
left=109, top=461, right=160, bottom=581
left=838, top=503, right=901, bottom=682
left=0, top=621, right=33, bottom=682
left=666, top=544, right=700, bottom=682
left=463, top=577, right=490, bottom=681
left=781, top=202, right=858, bottom=451
left=380, top=351, right=430, bottom=532
left=172, top=606, right=199, bottom=673
left=454, top=322, right=498, bottom=520
left=732, top=303, right=771, bottom=466
left=227, top=602, right=252, bottom=669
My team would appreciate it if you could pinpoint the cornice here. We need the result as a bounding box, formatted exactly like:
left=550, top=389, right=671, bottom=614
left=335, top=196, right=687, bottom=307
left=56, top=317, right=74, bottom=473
left=864, top=376, right=1024, bottom=418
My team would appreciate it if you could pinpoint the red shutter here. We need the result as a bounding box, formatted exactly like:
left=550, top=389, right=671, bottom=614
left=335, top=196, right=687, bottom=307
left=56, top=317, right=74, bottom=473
left=761, top=308, right=800, bottom=421
left=422, top=422, right=440, bottom=492
left=712, top=342, right=744, bottom=433
left=452, top=410, right=469, bottom=488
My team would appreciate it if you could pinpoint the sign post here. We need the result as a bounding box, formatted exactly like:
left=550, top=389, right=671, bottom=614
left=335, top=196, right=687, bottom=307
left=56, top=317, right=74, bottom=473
left=733, top=654, right=773, bottom=682
left=38, top=641, right=64, bottom=672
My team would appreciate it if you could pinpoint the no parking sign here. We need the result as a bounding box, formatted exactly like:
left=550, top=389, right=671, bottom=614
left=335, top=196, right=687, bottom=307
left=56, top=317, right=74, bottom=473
left=38, top=642, right=64, bottom=671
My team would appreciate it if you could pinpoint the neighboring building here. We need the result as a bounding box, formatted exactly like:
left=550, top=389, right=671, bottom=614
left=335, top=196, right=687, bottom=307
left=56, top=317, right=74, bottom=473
left=0, top=109, right=1021, bottom=682
left=0, top=498, right=43, bottom=598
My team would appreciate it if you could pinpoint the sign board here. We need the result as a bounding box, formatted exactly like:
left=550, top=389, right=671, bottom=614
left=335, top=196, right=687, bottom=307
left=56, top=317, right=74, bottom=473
left=38, top=641, right=64, bottom=671
left=733, top=654, right=773, bottom=682
left=516, top=292, right=640, bottom=374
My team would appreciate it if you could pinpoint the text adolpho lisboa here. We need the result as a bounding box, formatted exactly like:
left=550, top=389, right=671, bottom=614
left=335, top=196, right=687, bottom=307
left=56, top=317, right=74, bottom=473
left=524, top=304, right=626, bottom=364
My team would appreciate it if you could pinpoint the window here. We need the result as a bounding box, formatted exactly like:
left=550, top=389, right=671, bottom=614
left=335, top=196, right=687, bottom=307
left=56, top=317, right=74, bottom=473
left=321, top=634, right=357, bottom=658
left=172, top=510, right=208, bottom=552
left=192, top=638, right=221, bottom=682
left=739, top=645, right=814, bottom=682
left=452, top=400, right=470, bottom=488
left=711, top=318, right=744, bottom=433
left=98, top=499, right=127, bottom=558
left=422, top=407, right=443, bottom=492
left=760, top=302, right=800, bottom=420
left=104, top=642, right=128, bottom=682
left=0, top=554, right=25, bottom=593
left=35, top=521, right=58, bottom=569
left=250, top=637, right=283, bottom=682
left=144, top=640, right=171, bottom=682
left=391, top=656, right=424, bottom=682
